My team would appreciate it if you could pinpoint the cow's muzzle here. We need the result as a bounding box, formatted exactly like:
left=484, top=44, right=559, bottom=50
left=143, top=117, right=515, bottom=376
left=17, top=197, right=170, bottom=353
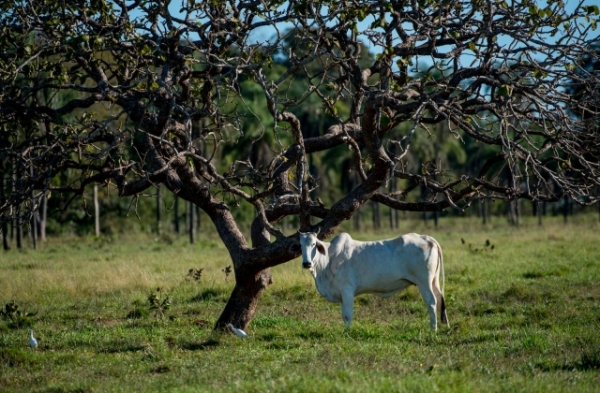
left=302, top=261, right=312, bottom=269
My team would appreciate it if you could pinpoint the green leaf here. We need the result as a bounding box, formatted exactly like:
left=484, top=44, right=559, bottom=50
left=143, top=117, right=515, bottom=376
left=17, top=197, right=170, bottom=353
left=583, top=5, right=600, bottom=15
left=370, top=17, right=388, bottom=29
left=140, top=45, right=152, bottom=56
left=396, top=57, right=412, bottom=67
left=357, top=8, right=366, bottom=21
left=533, top=69, right=547, bottom=79
left=529, top=5, right=539, bottom=15
left=498, top=84, right=512, bottom=97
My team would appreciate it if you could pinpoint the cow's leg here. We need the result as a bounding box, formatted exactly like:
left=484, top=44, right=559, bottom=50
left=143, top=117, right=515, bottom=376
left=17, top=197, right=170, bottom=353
left=416, top=283, right=438, bottom=331
left=341, top=290, right=354, bottom=327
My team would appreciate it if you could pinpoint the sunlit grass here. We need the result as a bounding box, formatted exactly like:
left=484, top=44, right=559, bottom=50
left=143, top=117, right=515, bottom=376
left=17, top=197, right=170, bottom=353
left=1, top=216, right=600, bottom=392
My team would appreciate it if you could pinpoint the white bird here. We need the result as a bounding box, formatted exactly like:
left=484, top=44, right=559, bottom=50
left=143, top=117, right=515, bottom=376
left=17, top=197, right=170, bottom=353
left=226, top=323, right=248, bottom=338
left=29, top=329, right=38, bottom=349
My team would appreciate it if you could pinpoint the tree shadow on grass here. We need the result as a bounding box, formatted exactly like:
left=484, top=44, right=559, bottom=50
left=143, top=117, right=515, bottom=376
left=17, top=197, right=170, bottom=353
left=188, top=289, right=228, bottom=303
left=180, top=338, right=220, bottom=351
left=97, top=341, right=147, bottom=354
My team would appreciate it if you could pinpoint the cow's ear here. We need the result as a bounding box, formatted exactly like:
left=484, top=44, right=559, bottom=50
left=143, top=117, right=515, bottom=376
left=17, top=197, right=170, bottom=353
left=316, top=242, right=326, bottom=255
left=289, top=243, right=301, bottom=253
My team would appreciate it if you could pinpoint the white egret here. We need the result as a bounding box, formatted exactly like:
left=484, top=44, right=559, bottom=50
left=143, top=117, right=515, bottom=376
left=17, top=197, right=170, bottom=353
left=29, top=330, right=38, bottom=349
left=226, top=323, right=248, bottom=338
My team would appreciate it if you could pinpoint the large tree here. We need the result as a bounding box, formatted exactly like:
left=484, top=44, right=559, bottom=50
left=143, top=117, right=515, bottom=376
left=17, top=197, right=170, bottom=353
left=1, top=0, right=599, bottom=329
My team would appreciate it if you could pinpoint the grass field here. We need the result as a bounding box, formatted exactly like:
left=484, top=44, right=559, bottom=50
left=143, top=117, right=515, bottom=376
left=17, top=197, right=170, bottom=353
left=1, top=216, right=600, bottom=392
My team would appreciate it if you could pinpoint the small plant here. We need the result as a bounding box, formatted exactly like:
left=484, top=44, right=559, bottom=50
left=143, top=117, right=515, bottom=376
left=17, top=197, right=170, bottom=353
left=222, top=265, right=232, bottom=282
left=186, top=268, right=204, bottom=282
left=126, top=307, right=149, bottom=319
left=1, top=301, right=20, bottom=321
left=578, top=351, right=600, bottom=371
left=0, top=301, right=35, bottom=329
left=462, top=238, right=495, bottom=253
left=147, top=287, right=171, bottom=319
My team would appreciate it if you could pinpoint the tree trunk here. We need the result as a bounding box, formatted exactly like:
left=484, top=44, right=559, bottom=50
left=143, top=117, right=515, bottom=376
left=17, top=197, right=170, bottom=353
left=1, top=220, right=8, bottom=250
left=31, top=213, right=37, bottom=250
left=1, top=170, right=9, bottom=250
left=14, top=162, right=22, bottom=249
left=214, top=268, right=273, bottom=330
left=214, top=219, right=274, bottom=330
left=353, top=205, right=361, bottom=231
left=174, top=195, right=180, bottom=234
left=196, top=205, right=201, bottom=232
left=388, top=177, right=398, bottom=230
left=188, top=200, right=195, bottom=244
left=29, top=166, right=38, bottom=249
left=94, top=185, right=100, bottom=237
left=39, top=192, right=47, bottom=241
left=351, top=170, right=361, bottom=231
left=156, top=185, right=162, bottom=235
left=16, top=205, right=23, bottom=250
left=371, top=200, right=380, bottom=231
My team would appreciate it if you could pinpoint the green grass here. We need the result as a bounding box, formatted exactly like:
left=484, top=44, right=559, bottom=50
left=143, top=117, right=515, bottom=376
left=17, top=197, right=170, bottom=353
left=1, top=216, right=600, bottom=392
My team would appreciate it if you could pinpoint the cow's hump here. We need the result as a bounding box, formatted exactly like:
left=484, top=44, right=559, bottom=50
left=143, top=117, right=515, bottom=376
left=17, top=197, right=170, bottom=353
left=328, top=233, right=352, bottom=275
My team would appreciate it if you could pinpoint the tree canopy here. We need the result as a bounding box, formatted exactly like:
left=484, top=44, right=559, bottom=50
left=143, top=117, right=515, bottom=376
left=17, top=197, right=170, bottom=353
left=1, top=0, right=599, bottom=328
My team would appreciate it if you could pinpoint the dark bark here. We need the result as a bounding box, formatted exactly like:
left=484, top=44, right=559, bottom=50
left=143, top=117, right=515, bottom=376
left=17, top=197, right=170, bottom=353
left=371, top=200, right=380, bottom=230
left=39, top=192, right=47, bottom=241
left=215, top=220, right=274, bottom=330
left=188, top=200, right=194, bottom=244
left=94, top=185, right=100, bottom=237
left=174, top=195, right=180, bottom=234
left=30, top=167, right=37, bottom=250
left=16, top=205, right=22, bottom=250
left=156, top=185, right=162, bottom=235
left=215, top=269, right=273, bottom=330
left=1, top=168, right=9, bottom=250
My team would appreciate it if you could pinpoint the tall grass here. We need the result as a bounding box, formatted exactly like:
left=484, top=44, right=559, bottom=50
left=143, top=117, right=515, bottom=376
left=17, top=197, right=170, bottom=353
left=1, top=216, right=599, bottom=392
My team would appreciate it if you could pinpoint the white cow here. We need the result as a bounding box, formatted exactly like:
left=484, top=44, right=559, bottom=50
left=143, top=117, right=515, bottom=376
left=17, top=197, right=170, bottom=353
left=298, top=231, right=448, bottom=330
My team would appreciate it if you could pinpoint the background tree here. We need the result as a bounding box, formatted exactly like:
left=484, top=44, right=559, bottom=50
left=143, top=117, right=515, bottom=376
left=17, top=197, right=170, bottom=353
left=1, top=0, right=599, bottom=330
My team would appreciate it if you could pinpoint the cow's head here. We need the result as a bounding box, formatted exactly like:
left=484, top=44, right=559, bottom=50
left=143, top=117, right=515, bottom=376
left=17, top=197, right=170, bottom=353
left=297, top=231, right=326, bottom=269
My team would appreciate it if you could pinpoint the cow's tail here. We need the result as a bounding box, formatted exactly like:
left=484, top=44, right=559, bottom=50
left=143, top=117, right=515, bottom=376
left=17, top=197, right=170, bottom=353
left=432, top=238, right=449, bottom=327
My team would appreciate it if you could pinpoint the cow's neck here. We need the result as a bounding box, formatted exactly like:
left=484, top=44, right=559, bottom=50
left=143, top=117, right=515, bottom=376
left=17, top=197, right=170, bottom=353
left=310, top=252, right=340, bottom=303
